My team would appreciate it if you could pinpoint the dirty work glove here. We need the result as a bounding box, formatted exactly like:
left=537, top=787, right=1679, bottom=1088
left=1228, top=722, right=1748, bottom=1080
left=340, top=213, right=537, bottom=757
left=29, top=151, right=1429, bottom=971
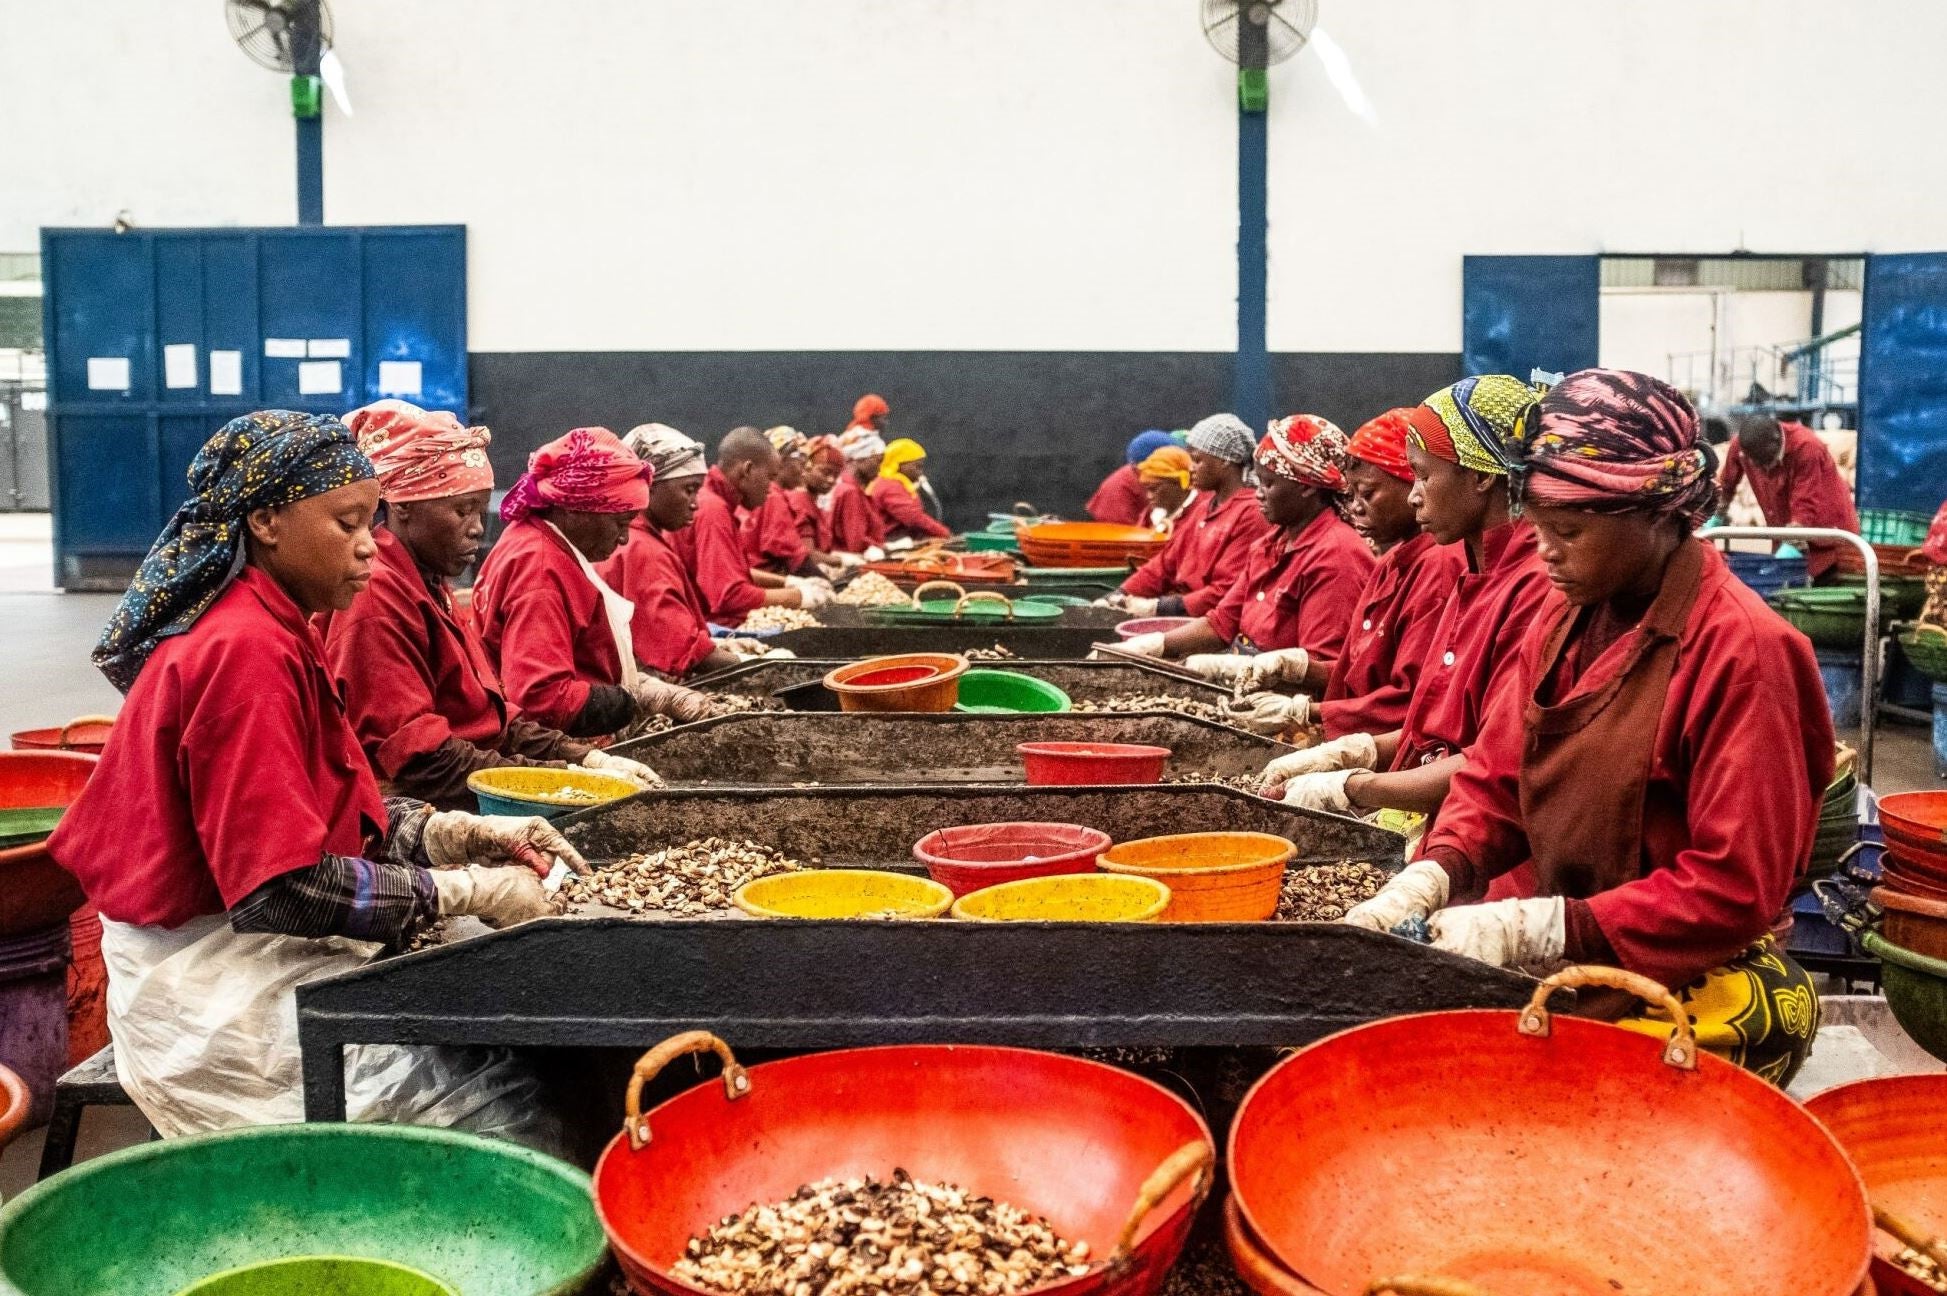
left=718, top=637, right=769, bottom=658
left=1119, top=596, right=1160, bottom=618
left=786, top=573, right=832, bottom=594
left=1279, top=768, right=1356, bottom=815
left=581, top=749, right=663, bottom=790
left=1340, top=859, right=1450, bottom=934
left=1233, top=692, right=1314, bottom=737
left=1092, top=594, right=1125, bottom=610
left=1182, top=653, right=1254, bottom=686
left=1240, top=647, right=1310, bottom=694
left=1262, top=731, right=1378, bottom=783
left=833, top=551, right=865, bottom=570
left=431, top=865, right=552, bottom=929
left=1429, top=896, right=1567, bottom=970
left=863, top=545, right=887, bottom=563
left=1120, top=632, right=1168, bottom=658
left=422, top=811, right=592, bottom=877
left=632, top=677, right=715, bottom=724
left=794, top=581, right=833, bottom=611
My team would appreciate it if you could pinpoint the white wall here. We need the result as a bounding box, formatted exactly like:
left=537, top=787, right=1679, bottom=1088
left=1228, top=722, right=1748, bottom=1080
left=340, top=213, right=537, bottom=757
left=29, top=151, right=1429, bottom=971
left=9, top=1, right=1947, bottom=356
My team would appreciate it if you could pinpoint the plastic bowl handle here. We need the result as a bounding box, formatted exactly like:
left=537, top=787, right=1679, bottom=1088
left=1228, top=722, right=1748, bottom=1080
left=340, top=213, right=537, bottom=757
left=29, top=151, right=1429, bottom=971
left=909, top=580, right=968, bottom=608
left=1366, top=1279, right=1497, bottom=1296
left=954, top=592, right=1016, bottom=622
left=1518, top=965, right=1698, bottom=1071
left=1874, top=1205, right=1947, bottom=1273
left=623, top=1031, right=750, bottom=1151
left=57, top=714, right=117, bottom=747
left=1106, top=1141, right=1213, bottom=1273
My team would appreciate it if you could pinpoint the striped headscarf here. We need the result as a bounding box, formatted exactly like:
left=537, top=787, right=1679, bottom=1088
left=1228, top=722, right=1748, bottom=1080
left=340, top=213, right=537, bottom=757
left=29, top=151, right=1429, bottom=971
left=1406, top=375, right=1541, bottom=476
left=1511, top=368, right=1719, bottom=523
left=623, top=423, right=707, bottom=482
left=1255, top=415, right=1350, bottom=492
left=838, top=425, right=887, bottom=462
left=1347, top=408, right=1416, bottom=483
left=95, top=410, right=373, bottom=692
left=500, top=427, right=652, bottom=523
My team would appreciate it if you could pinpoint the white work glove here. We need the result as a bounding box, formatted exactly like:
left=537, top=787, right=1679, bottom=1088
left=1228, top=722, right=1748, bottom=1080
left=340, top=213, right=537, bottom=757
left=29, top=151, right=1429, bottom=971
left=1092, top=594, right=1125, bottom=610
left=761, top=647, right=798, bottom=659
left=863, top=545, right=887, bottom=562
left=1262, top=731, right=1378, bottom=783
left=632, top=677, right=715, bottom=723
left=1183, top=653, right=1255, bottom=686
left=834, top=552, right=865, bottom=570
left=1279, top=768, right=1356, bottom=815
left=422, top=811, right=592, bottom=876
left=1429, top=896, right=1567, bottom=970
left=1119, top=596, right=1160, bottom=618
left=580, top=749, right=663, bottom=790
left=1233, top=691, right=1314, bottom=737
left=1120, top=632, right=1168, bottom=658
left=1341, top=859, right=1450, bottom=934
left=431, top=865, right=552, bottom=929
left=785, top=574, right=832, bottom=593
left=1240, top=647, right=1310, bottom=694
left=885, top=536, right=916, bottom=553
left=795, top=581, right=832, bottom=611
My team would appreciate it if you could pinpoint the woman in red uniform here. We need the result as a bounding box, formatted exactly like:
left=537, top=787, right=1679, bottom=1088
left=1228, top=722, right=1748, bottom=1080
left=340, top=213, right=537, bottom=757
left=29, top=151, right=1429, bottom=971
left=1220, top=409, right=1466, bottom=740
left=1268, top=377, right=1549, bottom=818
left=1107, top=415, right=1267, bottom=619
left=1343, top=369, right=1830, bottom=1083
left=680, top=426, right=831, bottom=627
left=827, top=427, right=889, bottom=556
left=473, top=427, right=712, bottom=737
left=869, top=438, right=953, bottom=543
left=798, top=436, right=845, bottom=554
left=1123, top=415, right=1372, bottom=663
left=321, top=402, right=657, bottom=810
left=744, top=426, right=856, bottom=578
left=1087, top=431, right=1177, bottom=526
left=49, top=410, right=586, bottom=1139
left=1133, top=446, right=1195, bottom=532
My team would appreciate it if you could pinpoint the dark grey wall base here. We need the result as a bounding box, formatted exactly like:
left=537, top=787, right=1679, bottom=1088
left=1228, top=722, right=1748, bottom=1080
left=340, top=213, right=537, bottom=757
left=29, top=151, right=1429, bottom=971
left=470, top=350, right=1461, bottom=527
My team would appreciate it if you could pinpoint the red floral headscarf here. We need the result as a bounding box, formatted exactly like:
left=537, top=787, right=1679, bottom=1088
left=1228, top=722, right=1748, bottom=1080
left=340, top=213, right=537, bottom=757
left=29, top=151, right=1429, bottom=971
left=1255, top=415, right=1350, bottom=492
left=345, top=400, right=494, bottom=503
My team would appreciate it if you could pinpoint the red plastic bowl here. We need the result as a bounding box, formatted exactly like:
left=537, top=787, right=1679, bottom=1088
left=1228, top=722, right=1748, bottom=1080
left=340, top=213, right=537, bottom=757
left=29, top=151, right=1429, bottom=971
left=1018, top=742, right=1173, bottom=787
left=8, top=716, right=114, bottom=755
left=911, top=822, right=1112, bottom=897
left=1877, top=792, right=1947, bottom=867
left=0, top=751, right=98, bottom=936
left=1115, top=617, right=1194, bottom=640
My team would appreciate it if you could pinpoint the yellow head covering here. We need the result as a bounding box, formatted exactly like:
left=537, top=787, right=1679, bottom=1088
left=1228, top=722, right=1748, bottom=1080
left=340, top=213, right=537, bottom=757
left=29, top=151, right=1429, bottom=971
left=1136, top=446, right=1192, bottom=490
left=878, top=437, right=928, bottom=494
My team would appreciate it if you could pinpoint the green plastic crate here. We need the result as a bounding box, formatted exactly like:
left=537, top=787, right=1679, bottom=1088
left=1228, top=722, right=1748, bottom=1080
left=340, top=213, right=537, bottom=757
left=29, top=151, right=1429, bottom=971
left=1860, top=508, right=1931, bottom=547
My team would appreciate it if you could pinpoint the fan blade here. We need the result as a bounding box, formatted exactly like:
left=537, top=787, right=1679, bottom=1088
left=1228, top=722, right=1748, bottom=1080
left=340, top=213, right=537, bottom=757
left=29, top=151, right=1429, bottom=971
left=1205, top=8, right=1239, bottom=37
left=1309, top=27, right=1377, bottom=125
left=1268, top=9, right=1310, bottom=47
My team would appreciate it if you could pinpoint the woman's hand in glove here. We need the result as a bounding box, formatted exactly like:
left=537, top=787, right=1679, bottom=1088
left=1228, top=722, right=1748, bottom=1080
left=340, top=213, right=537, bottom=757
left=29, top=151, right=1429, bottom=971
left=1262, top=731, right=1377, bottom=782
left=431, top=865, right=552, bottom=929
left=1232, top=691, right=1314, bottom=737
left=1428, top=897, right=1566, bottom=969
left=1119, top=596, right=1160, bottom=618
left=581, top=749, right=662, bottom=789
left=1278, top=768, right=1356, bottom=814
left=1339, top=859, right=1450, bottom=933
left=1120, top=632, right=1168, bottom=658
left=421, top=811, right=591, bottom=876
left=632, top=677, right=715, bottom=724
left=1183, top=654, right=1255, bottom=686
left=1239, top=647, right=1310, bottom=693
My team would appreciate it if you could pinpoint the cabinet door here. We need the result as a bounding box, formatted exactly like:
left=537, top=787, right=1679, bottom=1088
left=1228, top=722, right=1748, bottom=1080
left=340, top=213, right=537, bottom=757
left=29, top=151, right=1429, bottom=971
left=1462, top=255, right=1599, bottom=382
left=1858, top=252, right=1947, bottom=512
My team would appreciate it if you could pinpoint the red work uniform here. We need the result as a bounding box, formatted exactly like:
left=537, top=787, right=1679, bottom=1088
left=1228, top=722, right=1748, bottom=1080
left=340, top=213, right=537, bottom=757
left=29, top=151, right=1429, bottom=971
left=788, top=486, right=830, bottom=553
left=869, top=476, right=952, bottom=543
left=1205, top=508, right=1374, bottom=657
left=679, top=468, right=768, bottom=626
left=320, top=529, right=582, bottom=808
left=1421, top=540, right=1834, bottom=987
left=1120, top=489, right=1267, bottom=617
left=742, top=483, right=812, bottom=575
left=473, top=518, right=626, bottom=732
left=1390, top=520, right=1551, bottom=770
left=49, top=566, right=386, bottom=929
left=1315, top=531, right=1466, bottom=739
left=1717, top=421, right=1860, bottom=581
left=1087, top=464, right=1149, bottom=526
left=827, top=472, right=884, bottom=554
left=599, top=516, right=717, bottom=679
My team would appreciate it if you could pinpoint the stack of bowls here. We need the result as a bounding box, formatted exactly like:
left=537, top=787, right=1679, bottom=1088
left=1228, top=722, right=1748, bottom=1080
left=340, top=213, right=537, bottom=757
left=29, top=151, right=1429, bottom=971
left=1806, top=761, right=1861, bottom=883
left=1865, top=791, right=1947, bottom=1063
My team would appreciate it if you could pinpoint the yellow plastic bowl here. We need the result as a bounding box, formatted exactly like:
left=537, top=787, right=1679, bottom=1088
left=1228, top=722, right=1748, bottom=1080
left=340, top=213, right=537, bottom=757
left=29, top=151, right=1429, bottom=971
left=1097, top=831, right=1294, bottom=922
left=951, top=873, right=1171, bottom=923
left=465, top=766, right=640, bottom=819
left=733, top=869, right=954, bottom=920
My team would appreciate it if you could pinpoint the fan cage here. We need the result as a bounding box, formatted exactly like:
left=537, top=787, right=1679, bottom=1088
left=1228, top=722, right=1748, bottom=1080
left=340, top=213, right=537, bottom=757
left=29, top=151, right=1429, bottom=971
left=226, top=0, right=334, bottom=74
left=1201, top=0, right=1318, bottom=67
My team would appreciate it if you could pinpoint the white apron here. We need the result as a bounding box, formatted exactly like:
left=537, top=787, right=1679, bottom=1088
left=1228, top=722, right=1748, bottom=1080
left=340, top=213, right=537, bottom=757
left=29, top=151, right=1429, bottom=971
left=100, top=915, right=560, bottom=1150
left=544, top=520, right=639, bottom=691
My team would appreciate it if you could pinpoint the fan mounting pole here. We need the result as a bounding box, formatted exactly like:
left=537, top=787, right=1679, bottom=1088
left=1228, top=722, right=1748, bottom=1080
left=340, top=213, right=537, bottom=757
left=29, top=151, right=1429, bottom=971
left=291, top=0, right=324, bottom=225
left=1233, top=5, right=1271, bottom=432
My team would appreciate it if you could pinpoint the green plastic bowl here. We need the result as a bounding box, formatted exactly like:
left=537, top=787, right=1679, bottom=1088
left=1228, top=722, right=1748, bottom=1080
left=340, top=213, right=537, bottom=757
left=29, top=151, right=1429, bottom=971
left=0, top=1124, right=605, bottom=1296
left=964, top=532, right=1022, bottom=553
left=175, top=1257, right=455, bottom=1296
left=952, top=669, right=1073, bottom=714
left=1834, top=573, right=1927, bottom=620
left=1018, top=594, right=1090, bottom=608
left=1770, top=587, right=1869, bottom=650
left=1862, top=930, right=1947, bottom=1065
left=1900, top=628, right=1947, bottom=682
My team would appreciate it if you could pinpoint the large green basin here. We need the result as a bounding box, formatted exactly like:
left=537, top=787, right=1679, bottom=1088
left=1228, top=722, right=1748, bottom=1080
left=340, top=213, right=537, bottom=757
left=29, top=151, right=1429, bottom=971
left=0, top=1124, right=605, bottom=1296
left=1862, top=929, right=1947, bottom=1065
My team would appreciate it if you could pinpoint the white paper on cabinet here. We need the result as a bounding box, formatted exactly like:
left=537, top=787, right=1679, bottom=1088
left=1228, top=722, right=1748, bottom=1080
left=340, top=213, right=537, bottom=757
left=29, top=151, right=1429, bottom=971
left=376, top=360, right=422, bottom=396
left=308, top=338, right=351, bottom=359
left=264, top=338, right=306, bottom=358
left=209, top=350, right=244, bottom=396
left=297, top=360, right=342, bottom=395
left=86, top=357, right=131, bottom=390
left=163, top=344, right=198, bottom=390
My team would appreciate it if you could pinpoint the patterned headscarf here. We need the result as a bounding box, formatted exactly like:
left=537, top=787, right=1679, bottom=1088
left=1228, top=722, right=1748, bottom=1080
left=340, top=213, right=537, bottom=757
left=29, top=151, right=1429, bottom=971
left=345, top=400, right=493, bottom=503
left=1136, top=446, right=1193, bottom=490
left=839, top=425, right=888, bottom=463
left=1347, top=408, right=1416, bottom=483
left=879, top=438, right=928, bottom=494
left=1511, top=368, right=1719, bottom=523
left=94, top=410, right=372, bottom=692
left=499, top=427, right=652, bottom=524
left=805, top=435, right=846, bottom=468
left=1186, top=413, right=1257, bottom=466
left=1406, top=375, right=1541, bottom=477
left=623, top=423, right=707, bottom=482
left=849, top=393, right=889, bottom=430
left=766, top=426, right=808, bottom=458
left=1125, top=430, right=1176, bottom=466
left=1255, top=415, right=1350, bottom=492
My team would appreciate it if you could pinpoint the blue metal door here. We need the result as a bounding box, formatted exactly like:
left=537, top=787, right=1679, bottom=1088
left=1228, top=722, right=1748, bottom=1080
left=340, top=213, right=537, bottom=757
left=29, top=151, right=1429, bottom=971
left=1858, top=252, right=1947, bottom=512
left=1462, top=255, right=1600, bottom=381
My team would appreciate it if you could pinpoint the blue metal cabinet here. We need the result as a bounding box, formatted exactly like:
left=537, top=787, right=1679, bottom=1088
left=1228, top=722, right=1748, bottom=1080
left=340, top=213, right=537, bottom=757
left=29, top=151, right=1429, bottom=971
left=1858, top=252, right=1947, bottom=513
left=40, top=225, right=466, bottom=589
left=1462, top=255, right=1600, bottom=383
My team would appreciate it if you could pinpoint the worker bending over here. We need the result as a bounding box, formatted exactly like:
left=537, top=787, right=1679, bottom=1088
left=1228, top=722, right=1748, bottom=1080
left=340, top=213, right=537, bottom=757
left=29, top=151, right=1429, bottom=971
left=322, top=401, right=656, bottom=810
left=870, top=438, right=953, bottom=543
left=1088, top=430, right=1176, bottom=525
left=1715, top=410, right=1859, bottom=582
left=680, top=426, right=831, bottom=626
left=1346, top=369, right=1829, bottom=1085
left=1105, top=414, right=1267, bottom=619
left=51, top=410, right=585, bottom=1140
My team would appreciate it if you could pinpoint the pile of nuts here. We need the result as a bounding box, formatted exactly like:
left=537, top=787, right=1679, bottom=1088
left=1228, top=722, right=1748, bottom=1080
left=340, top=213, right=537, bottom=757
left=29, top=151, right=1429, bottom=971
left=1073, top=693, right=1236, bottom=728
left=628, top=692, right=777, bottom=737
left=965, top=644, right=1019, bottom=661
left=834, top=570, right=909, bottom=607
left=743, top=605, right=823, bottom=632
left=1895, top=1248, right=1947, bottom=1294
left=674, top=1169, right=1092, bottom=1296
left=557, top=837, right=809, bottom=916
left=1276, top=860, right=1387, bottom=922
left=545, top=784, right=605, bottom=803
left=1165, top=771, right=1271, bottom=796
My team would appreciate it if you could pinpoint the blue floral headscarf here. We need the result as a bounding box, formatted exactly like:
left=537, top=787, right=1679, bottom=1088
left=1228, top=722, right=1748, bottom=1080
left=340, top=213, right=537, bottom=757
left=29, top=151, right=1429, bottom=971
left=94, top=410, right=373, bottom=692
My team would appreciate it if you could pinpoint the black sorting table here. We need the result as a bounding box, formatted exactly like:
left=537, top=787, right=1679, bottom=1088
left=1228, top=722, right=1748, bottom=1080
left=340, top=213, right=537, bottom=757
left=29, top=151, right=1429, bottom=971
left=297, top=785, right=1535, bottom=1120
left=690, top=657, right=1231, bottom=708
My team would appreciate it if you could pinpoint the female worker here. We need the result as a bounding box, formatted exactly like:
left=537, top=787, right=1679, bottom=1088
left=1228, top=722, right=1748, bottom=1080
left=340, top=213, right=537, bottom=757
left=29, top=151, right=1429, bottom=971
left=1086, top=430, right=1176, bottom=526
left=681, top=426, right=831, bottom=627
left=598, top=424, right=758, bottom=681
left=798, top=436, right=845, bottom=554
left=847, top=392, right=890, bottom=437
left=49, top=410, right=584, bottom=1139
left=1268, top=377, right=1550, bottom=819
left=1342, top=369, right=1830, bottom=1084
left=828, top=426, right=889, bottom=555
left=321, top=401, right=658, bottom=810
left=473, top=426, right=713, bottom=738
left=1135, top=445, right=1196, bottom=532
left=869, top=438, right=954, bottom=543
left=1216, top=409, right=1466, bottom=740
left=1123, top=415, right=1373, bottom=663
left=1107, top=415, right=1267, bottom=618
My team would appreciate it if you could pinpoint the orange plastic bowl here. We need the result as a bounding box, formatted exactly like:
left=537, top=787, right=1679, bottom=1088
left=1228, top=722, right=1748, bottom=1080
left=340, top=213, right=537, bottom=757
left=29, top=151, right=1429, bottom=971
left=1095, top=832, right=1292, bottom=922
left=8, top=716, right=114, bottom=755
left=822, top=653, right=969, bottom=713
left=1805, top=1075, right=1947, bottom=1296
left=1019, top=522, right=1166, bottom=570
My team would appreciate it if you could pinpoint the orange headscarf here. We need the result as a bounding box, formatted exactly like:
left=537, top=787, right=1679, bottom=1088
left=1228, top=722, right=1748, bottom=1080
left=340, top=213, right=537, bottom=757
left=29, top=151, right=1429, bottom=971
left=849, top=393, right=889, bottom=430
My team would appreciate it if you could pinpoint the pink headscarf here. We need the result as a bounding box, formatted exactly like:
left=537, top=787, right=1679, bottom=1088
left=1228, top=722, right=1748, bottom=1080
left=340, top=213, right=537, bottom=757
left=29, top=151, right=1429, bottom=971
left=499, top=427, right=652, bottom=523
left=1512, top=369, right=1718, bottom=524
left=345, top=400, right=494, bottom=503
